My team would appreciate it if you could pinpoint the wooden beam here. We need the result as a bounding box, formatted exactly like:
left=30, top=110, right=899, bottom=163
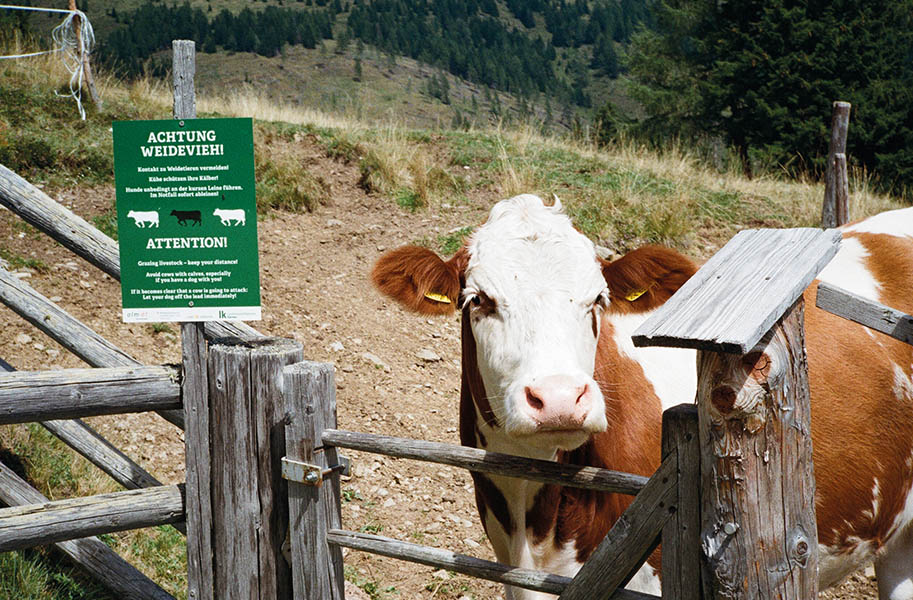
left=0, top=264, right=185, bottom=429
left=285, top=361, right=345, bottom=600
left=0, top=163, right=120, bottom=278
left=0, top=460, right=175, bottom=600
left=0, top=484, right=184, bottom=552
left=632, top=228, right=841, bottom=353
left=327, top=529, right=591, bottom=598
left=822, top=101, right=851, bottom=228
left=661, top=404, right=701, bottom=600
left=182, top=321, right=213, bottom=600
left=558, top=455, right=677, bottom=599
left=39, top=419, right=168, bottom=492
left=322, top=428, right=647, bottom=495
left=208, top=339, right=302, bottom=600
left=697, top=300, right=818, bottom=599
left=0, top=366, right=180, bottom=424
left=816, top=282, right=913, bottom=346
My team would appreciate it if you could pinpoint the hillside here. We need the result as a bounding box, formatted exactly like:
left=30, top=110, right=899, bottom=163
left=0, top=44, right=904, bottom=599
left=16, top=0, right=647, bottom=133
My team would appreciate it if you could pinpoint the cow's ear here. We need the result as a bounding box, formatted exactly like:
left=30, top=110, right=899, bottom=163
left=372, top=246, right=465, bottom=315
left=600, top=245, right=697, bottom=314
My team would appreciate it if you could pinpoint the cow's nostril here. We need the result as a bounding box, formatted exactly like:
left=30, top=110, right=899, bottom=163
left=525, top=387, right=544, bottom=411
left=575, top=384, right=588, bottom=404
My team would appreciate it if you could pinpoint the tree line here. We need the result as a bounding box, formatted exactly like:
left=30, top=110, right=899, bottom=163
left=100, top=2, right=335, bottom=76
left=622, top=0, right=913, bottom=194
left=97, top=0, right=645, bottom=105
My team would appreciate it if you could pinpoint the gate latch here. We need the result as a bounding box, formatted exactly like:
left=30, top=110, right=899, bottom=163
left=281, top=455, right=351, bottom=486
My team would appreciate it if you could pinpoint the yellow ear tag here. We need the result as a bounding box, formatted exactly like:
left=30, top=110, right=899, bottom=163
left=625, top=288, right=648, bottom=302
left=424, top=292, right=452, bottom=304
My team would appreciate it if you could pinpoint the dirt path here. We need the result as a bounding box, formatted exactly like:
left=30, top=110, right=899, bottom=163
left=0, top=138, right=874, bottom=599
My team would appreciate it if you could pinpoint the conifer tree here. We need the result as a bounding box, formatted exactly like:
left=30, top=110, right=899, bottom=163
left=628, top=0, right=913, bottom=188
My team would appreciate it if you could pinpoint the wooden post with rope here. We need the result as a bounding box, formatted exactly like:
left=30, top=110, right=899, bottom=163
left=68, top=0, right=101, bottom=110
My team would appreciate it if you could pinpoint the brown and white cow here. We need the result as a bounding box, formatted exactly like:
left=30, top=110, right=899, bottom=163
left=372, top=194, right=913, bottom=600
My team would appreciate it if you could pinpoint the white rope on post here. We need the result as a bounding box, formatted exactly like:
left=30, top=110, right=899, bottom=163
left=0, top=4, right=97, bottom=120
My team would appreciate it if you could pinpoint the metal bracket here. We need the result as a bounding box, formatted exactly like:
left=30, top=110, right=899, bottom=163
left=281, top=455, right=350, bottom=486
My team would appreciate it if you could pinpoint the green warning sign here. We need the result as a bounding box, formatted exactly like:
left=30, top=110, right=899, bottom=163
left=113, top=118, right=261, bottom=323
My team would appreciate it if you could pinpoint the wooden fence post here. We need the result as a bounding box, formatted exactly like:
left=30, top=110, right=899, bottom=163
left=283, top=361, right=346, bottom=600
left=68, top=0, right=101, bottom=109
left=661, top=404, right=701, bottom=600
left=822, top=101, right=851, bottom=227
left=172, top=38, right=213, bottom=600
left=205, top=338, right=302, bottom=600
left=696, top=300, right=817, bottom=599
left=633, top=227, right=840, bottom=600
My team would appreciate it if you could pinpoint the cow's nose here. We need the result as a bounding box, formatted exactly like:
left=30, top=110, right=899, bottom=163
left=524, top=375, right=592, bottom=429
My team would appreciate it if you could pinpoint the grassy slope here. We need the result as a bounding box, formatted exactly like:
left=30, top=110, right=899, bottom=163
left=26, top=0, right=620, bottom=132
left=0, top=42, right=906, bottom=600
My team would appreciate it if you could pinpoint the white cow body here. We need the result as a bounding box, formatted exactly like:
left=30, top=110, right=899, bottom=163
left=127, top=210, right=159, bottom=228
left=213, top=208, right=245, bottom=226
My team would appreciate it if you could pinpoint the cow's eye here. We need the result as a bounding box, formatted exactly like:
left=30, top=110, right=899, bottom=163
left=463, top=291, right=496, bottom=315
left=593, top=290, right=609, bottom=309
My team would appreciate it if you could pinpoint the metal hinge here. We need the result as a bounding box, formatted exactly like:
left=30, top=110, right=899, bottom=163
left=281, top=455, right=351, bottom=486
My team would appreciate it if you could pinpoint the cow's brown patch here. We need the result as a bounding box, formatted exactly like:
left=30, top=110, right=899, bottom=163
left=806, top=232, right=913, bottom=550
left=472, top=472, right=514, bottom=536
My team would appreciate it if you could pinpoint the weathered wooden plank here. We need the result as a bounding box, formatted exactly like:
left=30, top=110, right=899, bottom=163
left=816, top=281, right=913, bottom=345
left=326, top=529, right=583, bottom=598
left=182, top=321, right=212, bottom=600
left=822, top=101, right=851, bottom=228
left=0, top=348, right=179, bottom=514
left=0, top=460, right=175, bottom=600
left=661, top=404, right=701, bottom=600
left=0, top=484, right=184, bottom=552
left=559, top=455, right=677, bottom=600
left=284, top=361, right=345, bottom=600
left=0, top=263, right=136, bottom=367
left=173, top=39, right=197, bottom=120
left=322, top=429, right=648, bottom=495
left=208, top=339, right=302, bottom=600
left=39, top=419, right=166, bottom=492
left=0, top=366, right=180, bottom=424
left=632, top=228, right=841, bottom=353
left=0, top=264, right=185, bottom=429
left=249, top=339, right=301, bottom=600
left=0, top=163, right=121, bottom=278
left=698, top=300, right=818, bottom=599
left=328, top=529, right=658, bottom=600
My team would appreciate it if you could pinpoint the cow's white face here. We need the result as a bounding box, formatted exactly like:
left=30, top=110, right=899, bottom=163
left=463, top=195, right=609, bottom=452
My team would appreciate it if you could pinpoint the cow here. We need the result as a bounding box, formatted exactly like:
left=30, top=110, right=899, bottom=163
left=170, top=209, right=201, bottom=226
left=213, top=208, right=246, bottom=226
left=126, top=210, right=159, bottom=228
left=371, top=194, right=913, bottom=600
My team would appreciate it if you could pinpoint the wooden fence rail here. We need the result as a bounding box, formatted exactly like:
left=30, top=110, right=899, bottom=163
left=322, top=428, right=649, bottom=494
left=0, top=460, right=176, bottom=600
left=0, top=484, right=184, bottom=552
left=0, top=365, right=180, bottom=424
